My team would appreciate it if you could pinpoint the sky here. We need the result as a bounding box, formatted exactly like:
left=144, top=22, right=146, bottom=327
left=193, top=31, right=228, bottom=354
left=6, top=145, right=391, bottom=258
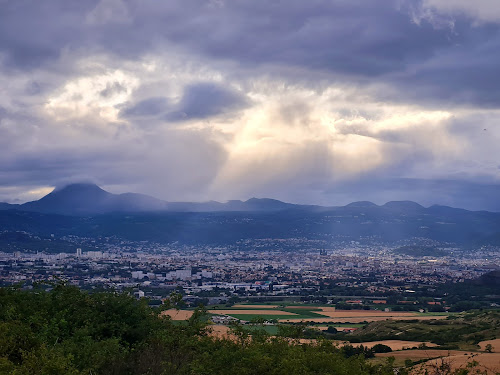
left=1, top=0, right=500, bottom=210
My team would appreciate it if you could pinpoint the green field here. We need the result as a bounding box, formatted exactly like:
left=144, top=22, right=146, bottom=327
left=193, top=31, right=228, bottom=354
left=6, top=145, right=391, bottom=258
left=225, top=314, right=299, bottom=321
left=317, top=323, right=366, bottom=328
left=209, top=304, right=328, bottom=321
left=210, top=306, right=276, bottom=310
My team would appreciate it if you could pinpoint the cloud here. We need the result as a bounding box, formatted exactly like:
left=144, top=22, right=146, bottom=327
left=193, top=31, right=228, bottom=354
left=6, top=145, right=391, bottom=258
left=0, top=0, right=500, bottom=211
left=419, top=0, right=500, bottom=24
left=121, top=97, right=170, bottom=118
left=1, top=0, right=499, bottom=107
left=165, top=82, right=250, bottom=121
left=45, top=69, right=139, bottom=122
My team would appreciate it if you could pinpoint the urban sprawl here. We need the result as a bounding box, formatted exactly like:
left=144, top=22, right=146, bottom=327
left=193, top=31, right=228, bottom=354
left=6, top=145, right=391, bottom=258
left=1, top=236, right=498, bottom=311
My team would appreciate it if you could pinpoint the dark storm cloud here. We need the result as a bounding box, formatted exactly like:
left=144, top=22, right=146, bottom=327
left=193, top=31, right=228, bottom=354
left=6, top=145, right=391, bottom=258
left=0, top=148, right=124, bottom=186
left=121, top=97, right=170, bottom=117
left=0, top=1, right=98, bottom=68
left=165, top=82, right=250, bottom=121
left=119, top=83, right=249, bottom=122
left=2, top=0, right=498, bottom=105
left=381, top=20, right=500, bottom=107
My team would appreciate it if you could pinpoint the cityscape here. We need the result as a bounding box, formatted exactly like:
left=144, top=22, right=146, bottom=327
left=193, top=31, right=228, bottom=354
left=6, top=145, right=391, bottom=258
left=2, top=237, right=498, bottom=309
left=1, top=0, right=500, bottom=373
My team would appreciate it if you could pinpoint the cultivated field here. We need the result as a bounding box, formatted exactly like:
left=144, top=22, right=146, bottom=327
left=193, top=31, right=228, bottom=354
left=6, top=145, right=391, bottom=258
left=232, top=304, right=279, bottom=309
left=480, top=338, right=500, bottom=353
left=212, top=304, right=447, bottom=323
left=161, top=305, right=499, bottom=373
left=286, top=306, right=325, bottom=310
left=355, top=340, right=437, bottom=351
left=162, top=305, right=449, bottom=325
left=316, top=310, right=422, bottom=318
left=208, top=309, right=298, bottom=315
left=318, top=307, right=337, bottom=312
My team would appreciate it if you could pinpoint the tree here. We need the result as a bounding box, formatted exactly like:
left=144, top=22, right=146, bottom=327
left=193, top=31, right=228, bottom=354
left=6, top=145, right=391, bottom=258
left=326, top=326, right=338, bottom=334
left=372, top=344, right=392, bottom=353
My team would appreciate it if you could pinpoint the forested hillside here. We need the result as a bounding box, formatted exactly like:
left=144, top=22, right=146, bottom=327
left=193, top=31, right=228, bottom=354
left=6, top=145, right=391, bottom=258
left=0, top=284, right=396, bottom=375
left=1, top=285, right=489, bottom=374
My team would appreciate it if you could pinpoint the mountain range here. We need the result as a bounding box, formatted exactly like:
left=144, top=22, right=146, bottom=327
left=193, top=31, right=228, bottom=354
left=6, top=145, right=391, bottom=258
left=0, top=182, right=471, bottom=216
left=0, top=183, right=302, bottom=216
left=1, top=183, right=500, bottom=249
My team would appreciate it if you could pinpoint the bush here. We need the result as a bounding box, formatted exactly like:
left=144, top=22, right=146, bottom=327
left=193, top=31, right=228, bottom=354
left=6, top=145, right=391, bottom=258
left=326, top=326, right=338, bottom=334
left=371, top=344, right=392, bottom=353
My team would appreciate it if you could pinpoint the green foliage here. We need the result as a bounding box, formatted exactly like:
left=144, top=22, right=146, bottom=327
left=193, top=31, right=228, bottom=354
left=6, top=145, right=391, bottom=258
left=340, top=344, right=375, bottom=359
left=371, top=344, right=392, bottom=353
left=277, top=322, right=306, bottom=339
left=0, top=283, right=159, bottom=374
left=0, top=283, right=434, bottom=375
left=326, top=325, right=338, bottom=334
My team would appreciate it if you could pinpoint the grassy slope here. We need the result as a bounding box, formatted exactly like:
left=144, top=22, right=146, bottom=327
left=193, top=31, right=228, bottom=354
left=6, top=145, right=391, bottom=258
left=349, top=310, right=500, bottom=347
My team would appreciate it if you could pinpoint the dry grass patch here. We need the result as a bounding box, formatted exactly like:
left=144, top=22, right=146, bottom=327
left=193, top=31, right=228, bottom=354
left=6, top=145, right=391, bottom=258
left=161, top=309, right=194, bottom=320
left=209, top=325, right=238, bottom=340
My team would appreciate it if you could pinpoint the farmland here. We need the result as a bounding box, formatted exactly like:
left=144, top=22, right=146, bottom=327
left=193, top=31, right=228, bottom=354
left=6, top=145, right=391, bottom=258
left=209, top=303, right=448, bottom=324
left=159, top=303, right=500, bottom=373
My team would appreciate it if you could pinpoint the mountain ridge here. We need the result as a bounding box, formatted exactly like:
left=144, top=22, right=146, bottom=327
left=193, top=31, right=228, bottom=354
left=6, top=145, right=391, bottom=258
left=1, top=183, right=500, bottom=248
left=0, top=183, right=495, bottom=216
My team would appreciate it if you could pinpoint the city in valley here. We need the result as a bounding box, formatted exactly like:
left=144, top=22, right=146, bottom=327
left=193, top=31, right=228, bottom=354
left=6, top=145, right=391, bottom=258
left=2, top=237, right=498, bottom=312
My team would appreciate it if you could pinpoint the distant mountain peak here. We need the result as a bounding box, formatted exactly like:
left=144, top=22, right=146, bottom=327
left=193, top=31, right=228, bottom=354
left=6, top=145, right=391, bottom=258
left=54, top=182, right=103, bottom=191
left=245, top=197, right=285, bottom=204
left=243, top=197, right=292, bottom=210
left=19, top=183, right=167, bottom=216
left=383, top=201, right=424, bottom=210
left=48, top=183, right=109, bottom=197
left=345, top=201, right=378, bottom=208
